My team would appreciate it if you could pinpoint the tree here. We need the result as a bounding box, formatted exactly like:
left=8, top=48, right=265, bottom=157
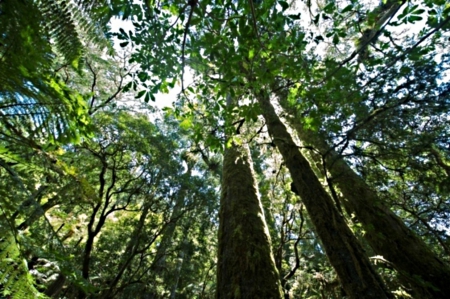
left=0, top=0, right=111, bottom=145
left=256, top=92, right=391, bottom=298
left=217, top=116, right=283, bottom=297
left=3, top=0, right=450, bottom=298
left=128, top=0, right=450, bottom=297
left=278, top=83, right=450, bottom=298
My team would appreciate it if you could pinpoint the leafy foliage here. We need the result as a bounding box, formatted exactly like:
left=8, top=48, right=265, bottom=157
left=2, top=0, right=450, bottom=298
left=0, top=0, right=112, bottom=145
left=0, top=233, right=46, bottom=299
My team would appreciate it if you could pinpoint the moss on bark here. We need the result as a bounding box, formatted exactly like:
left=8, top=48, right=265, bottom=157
left=258, top=94, right=392, bottom=299
left=217, top=143, right=283, bottom=299
left=279, top=96, right=450, bottom=298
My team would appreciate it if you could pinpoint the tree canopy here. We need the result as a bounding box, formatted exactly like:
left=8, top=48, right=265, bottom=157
left=1, top=0, right=450, bottom=298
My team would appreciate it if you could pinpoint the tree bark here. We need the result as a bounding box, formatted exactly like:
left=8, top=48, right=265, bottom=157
left=257, top=94, right=392, bottom=299
left=101, top=204, right=151, bottom=298
left=151, top=190, right=185, bottom=273
left=44, top=273, right=66, bottom=298
left=280, top=97, right=450, bottom=298
left=217, top=142, right=283, bottom=299
left=169, top=238, right=188, bottom=299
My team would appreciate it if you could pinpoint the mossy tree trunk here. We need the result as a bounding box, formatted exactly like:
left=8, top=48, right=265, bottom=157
left=217, top=142, right=283, bottom=299
left=280, top=98, right=450, bottom=298
left=257, top=94, right=392, bottom=299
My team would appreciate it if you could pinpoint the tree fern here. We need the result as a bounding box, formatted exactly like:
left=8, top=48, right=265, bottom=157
left=0, top=232, right=48, bottom=299
left=37, top=0, right=112, bottom=63
left=0, top=0, right=111, bottom=145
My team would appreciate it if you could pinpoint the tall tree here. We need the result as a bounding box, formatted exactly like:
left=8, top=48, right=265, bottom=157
left=257, top=92, right=392, bottom=298
left=278, top=90, right=450, bottom=298
left=218, top=140, right=283, bottom=298
left=216, top=94, right=282, bottom=298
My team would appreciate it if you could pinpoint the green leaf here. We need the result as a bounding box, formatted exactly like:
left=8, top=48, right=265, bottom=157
left=232, top=135, right=242, bottom=145
left=313, top=14, right=320, bottom=25
left=138, top=72, right=149, bottom=82
left=287, top=13, right=301, bottom=20
left=180, top=117, right=193, bottom=130
left=122, top=82, right=132, bottom=92
left=332, top=34, right=339, bottom=45
left=136, top=90, right=146, bottom=99
left=190, top=17, right=202, bottom=26
left=119, top=27, right=128, bottom=37
left=144, top=92, right=151, bottom=102
left=411, top=8, right=425, bottom=15
left=341, top=4, right=353, bottom=13
left=314, top=35, right=324, bottom=43
left=18, top=65, right=29, bottom=76
left=278, top=1, right=289, bottom=11
left=323, top=2, right=335, bottom=14
left=248, top=49, right=255, bottom=60
left=407, top=15, right=423, bottom=23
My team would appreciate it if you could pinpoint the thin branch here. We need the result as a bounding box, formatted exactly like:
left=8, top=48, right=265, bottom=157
left=86, top=60, right=98, bottom=112
left=181, top=0, right=198, bottom=93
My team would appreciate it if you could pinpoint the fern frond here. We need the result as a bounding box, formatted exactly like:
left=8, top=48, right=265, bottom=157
left=0, top=77, right=92, bottom=145
left=0, top=232, right=48, bottom=299
left=37, top=0, right=112, bottom=63
left=0, top=0, right=94, bottom=145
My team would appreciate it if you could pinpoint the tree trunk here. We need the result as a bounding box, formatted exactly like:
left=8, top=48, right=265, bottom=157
left=145, top=175, right=191, bottom=299
left=151, top=191, right=185, bottom=273
left=44, top=273, right=66, bottom=298
left=169, top=238, right=188, bottom=299
left=101, top=204, right=151, bottom=298
left=257, top=94, right=392, bottom=299
left=217, top=142, right=283, bottom=299
left=280, top=97, right=450, bottom=298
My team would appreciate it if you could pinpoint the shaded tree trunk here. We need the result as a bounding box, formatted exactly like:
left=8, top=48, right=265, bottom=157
left=217, top=142, right=283, bottom=298
left=151, top=190, right=186, bottom=273
left=169, top=238, right=188, bottom=299
left=257, top=94, right=392, bottom=299
left=280, top=97, right=450, bottom=298
left=101, top=204, right=151, bottom=298
left=145, top=174, right=191, bottom=299
left=44, top=274, right=66, bottom=298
